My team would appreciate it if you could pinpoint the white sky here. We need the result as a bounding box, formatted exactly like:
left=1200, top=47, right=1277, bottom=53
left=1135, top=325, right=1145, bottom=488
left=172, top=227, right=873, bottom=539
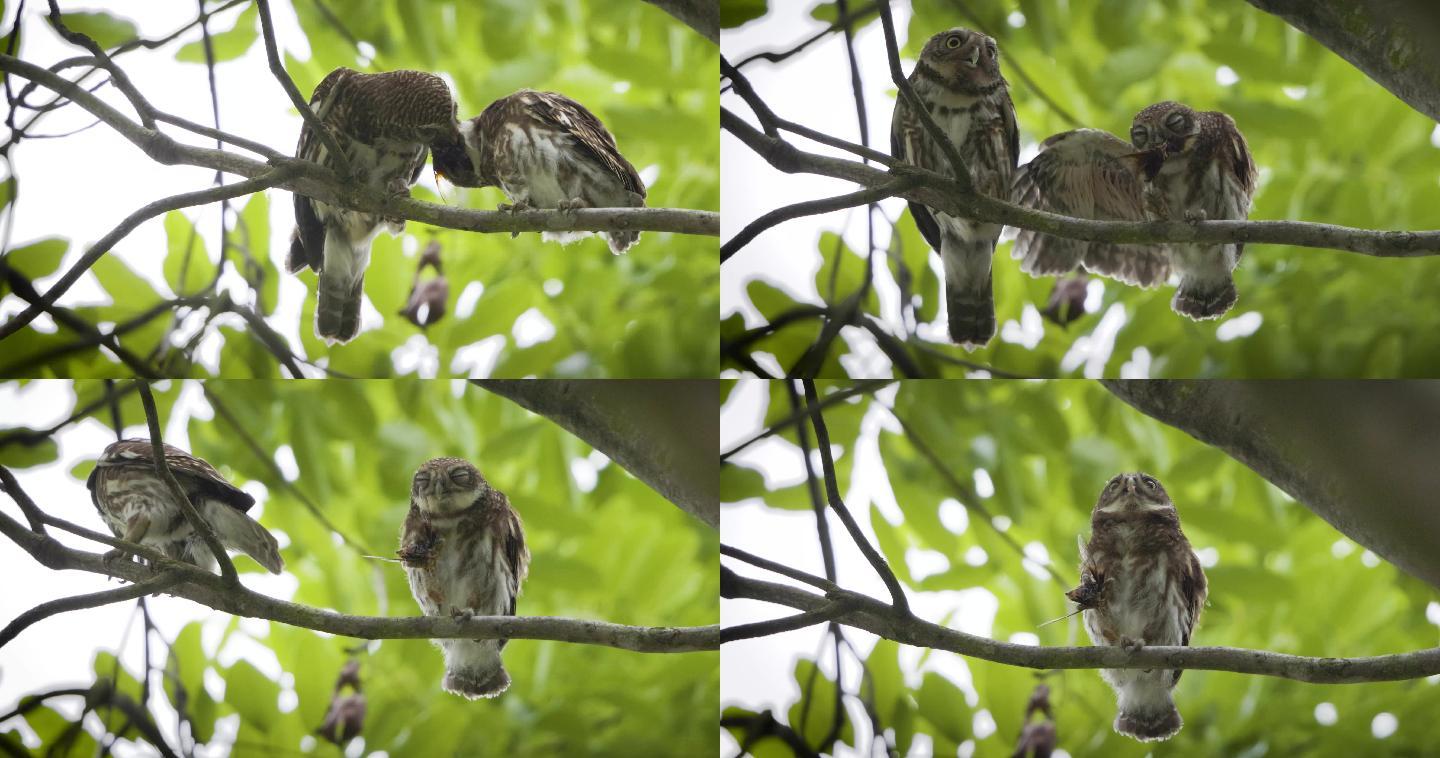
left=0, top=1, right=554, bottom=376
left=721, top=380, right=1007, bottom=758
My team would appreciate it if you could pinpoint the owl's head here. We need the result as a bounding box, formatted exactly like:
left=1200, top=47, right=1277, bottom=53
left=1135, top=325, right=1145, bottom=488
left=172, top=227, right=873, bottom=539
left=918, top=28, right=1003, bottom=93
left=1094, top=472, right=1172, bottom=512
left=411, top=457, right=489, bottom=514
left=1130, top=101, right=1201, bottom=155
left=431, top=121, right=481, bottom=187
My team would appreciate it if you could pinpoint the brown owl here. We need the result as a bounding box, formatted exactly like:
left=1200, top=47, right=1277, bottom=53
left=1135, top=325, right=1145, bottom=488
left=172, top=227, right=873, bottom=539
left=1068, top=472, right=1206, bottom=742
left=431, top=90, right=647, bottom=254
left=288, top=68, right=466, bottom=344
left=87, top=439, right=283, bottom=574
left=890, top=27, right=1019, bottom=348
left=1013, top=102, right=1256, bottom=320
left=398, top=457, right=529, bottom=699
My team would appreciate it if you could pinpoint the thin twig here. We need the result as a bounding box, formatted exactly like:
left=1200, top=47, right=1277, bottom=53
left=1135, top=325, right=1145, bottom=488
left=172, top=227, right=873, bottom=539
left=802, top=380, right=910, bottom=614
left=0, top=572, right=182, bottom=647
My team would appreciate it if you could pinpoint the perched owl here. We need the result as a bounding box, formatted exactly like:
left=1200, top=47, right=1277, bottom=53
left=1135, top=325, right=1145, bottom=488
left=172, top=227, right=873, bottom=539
left=87, top=439, right=283, bottom=574
left=431, top=89, right=647, bottom=254
left=1012, top=102, right=1256, bottom=320
left=398, top=457, right=529, bottom=699
left=289, top=68, right=465, bottom=344
left=1069, top=473, right=1207, bottom=742
left=890, top=27, right=1018, bottom=348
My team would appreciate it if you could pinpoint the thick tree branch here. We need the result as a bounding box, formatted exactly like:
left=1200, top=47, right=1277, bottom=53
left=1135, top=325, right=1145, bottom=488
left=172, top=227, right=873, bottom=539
left=1102, top=380, right=1440, bottom=591
left=473, top=380, right=718, bottom=529
left=641, top=0, right=717, bottom=44
left=723, top=107, right=1440, bottom=261
left=0, top=505, right=717, bottom=654
left=137, top=382, right=237, bottom=584
left=1246, top=0, right=1440, bottom=123
left=724, top=570, right=1440, bottom=684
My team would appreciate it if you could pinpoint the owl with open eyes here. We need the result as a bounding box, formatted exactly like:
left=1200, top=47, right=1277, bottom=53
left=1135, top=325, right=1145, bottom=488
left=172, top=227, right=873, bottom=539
left=891, top=27, right=1018, bottom=348
left=1068, top=472, right=1207, bottom=742
left=1013, top=101, right=1256, bottom=320
left=398, top=457, right=529, bottom=699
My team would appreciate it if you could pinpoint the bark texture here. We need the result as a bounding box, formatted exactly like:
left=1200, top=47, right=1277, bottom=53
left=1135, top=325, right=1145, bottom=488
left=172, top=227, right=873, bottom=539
left=1246, top=0, right=1440, bottom=121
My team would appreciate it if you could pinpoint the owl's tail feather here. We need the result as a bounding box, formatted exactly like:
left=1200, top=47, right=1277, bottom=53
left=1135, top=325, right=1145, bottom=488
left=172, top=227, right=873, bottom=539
left=1115, top=703, right=1182, bottom=742
left=1172, top=275, right=1237, bottom=321
left=444, top=665, right=510, bottom=699
left=941, top=236, right=997, bottom=350
left=315, top=230, right=370, bottom=344
left=204, top=502, right=283, bottom=574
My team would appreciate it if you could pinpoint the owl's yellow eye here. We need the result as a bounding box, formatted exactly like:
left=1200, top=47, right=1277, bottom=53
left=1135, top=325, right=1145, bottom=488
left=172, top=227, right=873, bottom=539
left=946, top=35, right=962, bottom=49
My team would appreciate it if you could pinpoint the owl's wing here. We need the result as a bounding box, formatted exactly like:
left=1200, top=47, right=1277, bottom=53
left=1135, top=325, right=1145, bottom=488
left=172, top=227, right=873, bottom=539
left=527, top=91, right=646, bottom=199
left=1012, top=129, right=1171, bottom=287
left=1171, top=548, right=1209, bottom=685
left=98, top=439, right=255, bottom=513
left=289, top=67, right=355, bottom=275
left=1206, top=111, right=1257, bottom=261
left=889, top=86, right=943, bottom=252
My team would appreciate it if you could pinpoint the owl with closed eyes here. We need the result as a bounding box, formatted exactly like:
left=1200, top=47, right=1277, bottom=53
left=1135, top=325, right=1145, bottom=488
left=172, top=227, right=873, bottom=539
left=398, top=457, right=529, bottom=699
left=1013, top=101, right=1256, bottom=320
left=1068, top=472, right=1207, bottom=742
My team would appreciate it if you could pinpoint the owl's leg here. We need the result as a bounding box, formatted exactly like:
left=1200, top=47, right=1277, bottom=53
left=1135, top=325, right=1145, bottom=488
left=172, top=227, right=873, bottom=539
left=103, top=515, right=152, bottom=570
left=557, top=197, right=588, bottom=213
left=1183, top=208, right=1208, bottom=222
left=1119, top=635, right=1146, bottom=652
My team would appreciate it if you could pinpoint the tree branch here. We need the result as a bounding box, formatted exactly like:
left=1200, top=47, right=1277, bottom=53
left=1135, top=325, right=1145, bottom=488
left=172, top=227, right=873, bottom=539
left=641, top=0, right=717, bottom=44
left=801, top=381, right=909, bottom=615
left=724, top=570, right=1440, bottom=684
left=472, top=380, right=719, bottom=529
left=722, top=106, right=1440, bottom=259
left=1245, top=0, right=1440, bottom=123
left=0, top=572, right=183, bottom=647
left=0, top=502, right=717, bottom=654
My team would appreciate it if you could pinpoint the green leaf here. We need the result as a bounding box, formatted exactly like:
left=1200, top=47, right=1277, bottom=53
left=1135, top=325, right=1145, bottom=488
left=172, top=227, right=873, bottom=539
left=4, top=238, right=68, bottom=280
left=237, top=192, right=277, bottom=315
left=55, top=11, right=137, bottom=49
left=224, top=659, right=279, bottom=734
left=786, top=659, right=851, bottom=752
left=721, top=0, right=768, bottom=28
left=0, top=435, right=58, bottom=468
left=914, top=672, right=969, bottom=745
left=163, top=210, right=215, bottom=296
left=176, top=4, right=259, bottom=63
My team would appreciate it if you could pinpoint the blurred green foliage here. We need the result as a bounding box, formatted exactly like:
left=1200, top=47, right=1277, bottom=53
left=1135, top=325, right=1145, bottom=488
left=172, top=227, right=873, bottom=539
left=721, top=380, right=1440, bottom=756
left=722, top=0, right=1440, bottom=377
left=1, top=379, right=718, bottom=756
left=4, top=0, right=718, bottom=378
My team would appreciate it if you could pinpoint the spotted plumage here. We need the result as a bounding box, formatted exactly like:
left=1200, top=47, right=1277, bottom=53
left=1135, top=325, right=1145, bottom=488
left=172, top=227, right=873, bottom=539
left=433, top=89, right=647, bottom=254
left=890, top=27, right=1019, bottom=349
left=288, top=68, right=465, bottom=344
left=1013, top=102, right=1256, bottom=319
left=1070, top=472, right=1207, bottom=742
left=86, top=439, right=282, bottom=574
left=399, top=457, right=529, bottom=699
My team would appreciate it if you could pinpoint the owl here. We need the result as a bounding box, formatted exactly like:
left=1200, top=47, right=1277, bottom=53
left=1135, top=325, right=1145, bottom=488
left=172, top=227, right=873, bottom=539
left=1068, top=472, right=1207, bottom=742
left=87, top=439, right=283, bottom=574
left=288, top=68, right=465, bottom=343
left=398, top=457, right=529, bottom=699
left=890, top=27, right=1019, bottom=348
left=1012, top=102, right=1256, bottom=320
left=431, top=90, right=647, bottom=254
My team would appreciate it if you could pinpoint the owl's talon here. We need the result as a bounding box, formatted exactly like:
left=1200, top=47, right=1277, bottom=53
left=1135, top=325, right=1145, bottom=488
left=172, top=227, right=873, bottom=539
left=497, top=200, right=533, bottom=214
left=1184, top=208, right=1208, bottom=223
left=1120, top=636, right=1146, bottom=653
left=557, top=198, right=587, bottom=214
